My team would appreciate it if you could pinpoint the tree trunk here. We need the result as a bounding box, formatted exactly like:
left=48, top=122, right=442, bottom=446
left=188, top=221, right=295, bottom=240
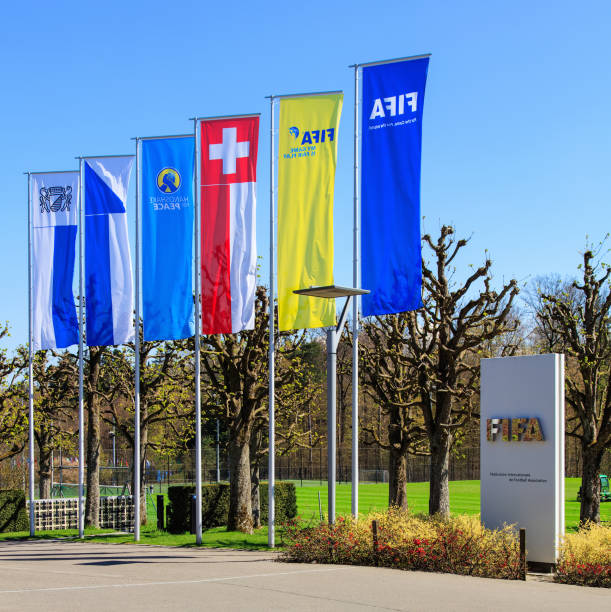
left=580, top=444, right=602, bottom=524
left=388, top=406, right=408, bottom=509
left=388, top=446, right=408, bottom=509
left=85, top=399, right=100, bottom=527
left=250, top=428, right=261, bottom=530
left=139, top=421, right=148, bottom=525
left=85, top=348, right=102, bottom=528
left=38, top=445, right=52, bottom=499
left=251, top=462, right=261, bottom=529
left=227, top=429, right=253, bottom=533
left=429, top=426, right=452, bottom=516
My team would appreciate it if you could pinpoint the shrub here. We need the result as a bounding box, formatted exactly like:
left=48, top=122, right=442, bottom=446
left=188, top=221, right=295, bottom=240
left=280, top=507, right=521, bottom=580
left=260, top=481, right=297, bottom=524
left=167, top=485, right=193, bottom=533
left=555, top=522, right=611, bottom=588
left=167, top=482, right=297, bottom=533
left=0, top=489, right=28, bottom=533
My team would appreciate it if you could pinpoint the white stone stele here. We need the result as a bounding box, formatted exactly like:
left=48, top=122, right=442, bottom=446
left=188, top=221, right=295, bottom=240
left=480, top=354, right=565, bottom=564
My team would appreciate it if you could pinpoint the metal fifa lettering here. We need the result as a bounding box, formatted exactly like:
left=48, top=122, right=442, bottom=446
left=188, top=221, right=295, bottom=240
left=488, top=417, right=545, bottom=441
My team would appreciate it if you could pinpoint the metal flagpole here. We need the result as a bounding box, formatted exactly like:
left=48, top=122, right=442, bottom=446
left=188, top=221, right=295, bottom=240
left=193, top=118, right=203, bottom=545
left=133, top=139, right=141, bottom=541
left=349, top=54, right=429, bottom=517
left=267, top=96, right=276, bottom=548
left=268, top=89, right=342, bottom=530
left=26, top=172, right=35, bottom=536
left=77, top=160, right=85, bottom=538
left=132, top=133, right=191, bottom=533
left=351, top=65, right=360, bottom=518
left=355, top=53, right=431, bottom=70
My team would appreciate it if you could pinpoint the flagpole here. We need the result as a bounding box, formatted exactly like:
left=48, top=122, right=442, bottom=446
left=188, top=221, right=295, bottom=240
left=193, top=118, right=203, bottom=545
left=133, top=139, right=141, bottom=541
left=267, top=95, right=276, bottom=548
left=78, top=159, right=85, bottom=538
left=267, top=90, right=342, bottom=100
left=351, top=65, right=360, bottom=518
left=26, top=172, right=35, bottom=536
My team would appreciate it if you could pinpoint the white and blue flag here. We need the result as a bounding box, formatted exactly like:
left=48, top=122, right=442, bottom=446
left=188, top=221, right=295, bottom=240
left=31, top=172, right=79, bottom=351
left=84, top=156, right=135, bottom=346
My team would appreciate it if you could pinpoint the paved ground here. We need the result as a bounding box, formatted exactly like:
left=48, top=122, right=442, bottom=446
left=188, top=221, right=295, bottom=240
left=0, top=540, right=606, bottom=611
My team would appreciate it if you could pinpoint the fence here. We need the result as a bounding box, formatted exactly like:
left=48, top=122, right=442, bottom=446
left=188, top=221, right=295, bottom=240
left=140, top=443, right=609, bottom=486
left=5, top=440, right=610, bottom=495
left=27, top=496, right=134, bottom=531
left=138, top=446, right=482, bottom=486
left=262, top=446, right=482, bottom=484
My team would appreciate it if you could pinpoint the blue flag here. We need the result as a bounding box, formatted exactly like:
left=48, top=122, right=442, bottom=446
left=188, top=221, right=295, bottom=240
left=361, top=57, right=429, bottom=317
left=142, top=136, right=194, bottom=341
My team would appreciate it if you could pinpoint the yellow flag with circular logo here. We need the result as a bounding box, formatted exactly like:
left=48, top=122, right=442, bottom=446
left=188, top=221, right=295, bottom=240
left=277, top=93, right=343, bottom=331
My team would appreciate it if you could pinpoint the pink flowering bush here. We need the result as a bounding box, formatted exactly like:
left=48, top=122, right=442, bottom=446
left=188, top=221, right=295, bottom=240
left=555, top=522, right=611, bottom=588
left=280, top=508, right=521, bottom=580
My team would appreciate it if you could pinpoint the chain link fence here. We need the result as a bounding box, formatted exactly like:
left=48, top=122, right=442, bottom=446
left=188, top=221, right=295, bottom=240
left=3, top=440, right=610, bottom=496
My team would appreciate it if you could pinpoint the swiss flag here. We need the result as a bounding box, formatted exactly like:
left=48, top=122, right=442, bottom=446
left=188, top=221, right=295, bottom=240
left=201, top=119, right=258, bottom=185
left=200, top=116, right=259, bottom=334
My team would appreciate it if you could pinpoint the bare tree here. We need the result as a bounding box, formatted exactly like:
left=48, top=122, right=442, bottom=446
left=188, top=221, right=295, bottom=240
left=536, top=248, right=611, bottom=523
left=83, top=346, right=107, bottom=527
left=525, top=275, right=580, bottom=352
left=0, top=325, right=26, bottom=463
left=62, top=345, right=114, bottom=527
left=360, top=315, right=428, bottom=508
left=100, top=334, right=193, bottom=524
left=200, top=287, right=315, bottom=533
left=406, top=226, right=519, bottom=516
left=32, top=351, right=77, bottom=498
left=199, top=287, right=271, bottom=533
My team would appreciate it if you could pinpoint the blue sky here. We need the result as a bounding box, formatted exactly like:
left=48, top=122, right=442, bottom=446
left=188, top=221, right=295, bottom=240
left=1, top=0, right=610, bottom=352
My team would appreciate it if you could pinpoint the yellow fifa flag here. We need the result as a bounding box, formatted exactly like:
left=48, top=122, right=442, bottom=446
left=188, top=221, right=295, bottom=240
left=277, top=93, right=343, bottom=331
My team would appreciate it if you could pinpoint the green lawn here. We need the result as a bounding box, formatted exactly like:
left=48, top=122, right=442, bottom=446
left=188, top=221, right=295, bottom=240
left=0, top=524, right=273, bottom=549
left=293, top=478, right=610, bottom=530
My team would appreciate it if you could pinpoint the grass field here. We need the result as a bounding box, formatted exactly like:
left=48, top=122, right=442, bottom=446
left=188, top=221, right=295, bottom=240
left=291, top=478, right=610, bottom=529
left=50, top=477, right=611, bottom=531
left=143, top=477, right=609, bottom=531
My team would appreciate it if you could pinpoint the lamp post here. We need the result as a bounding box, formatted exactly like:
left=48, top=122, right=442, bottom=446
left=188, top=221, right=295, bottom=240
left=293, top=285, right=369, bottom=523
left=109, top=429, right=116, bottom=486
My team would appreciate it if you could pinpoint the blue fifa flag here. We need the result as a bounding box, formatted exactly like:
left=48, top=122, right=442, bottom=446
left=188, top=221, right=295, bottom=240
left=85, top=156, right=135, bottom=346
left=31, top=172, right=79, bottom=351
left=142, top=136, right=194, bottom=341
left=361, top=57, right=429, bottom=317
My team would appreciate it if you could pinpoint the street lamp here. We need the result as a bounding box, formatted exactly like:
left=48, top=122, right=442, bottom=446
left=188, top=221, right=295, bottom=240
left=293, top=285, right=369, bottom=523
left=109, top=429, right=116, bottom=468
left=108, top=429, right=116, bottom=488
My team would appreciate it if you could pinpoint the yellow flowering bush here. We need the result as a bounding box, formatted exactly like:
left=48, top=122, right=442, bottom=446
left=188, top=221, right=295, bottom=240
left=281, top=508, right=521, bottom=580
left=556, top=522, right=611, bottom=588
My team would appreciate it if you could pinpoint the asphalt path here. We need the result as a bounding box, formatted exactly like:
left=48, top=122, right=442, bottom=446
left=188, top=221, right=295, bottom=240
left=0, top=540, right=606, bottom=611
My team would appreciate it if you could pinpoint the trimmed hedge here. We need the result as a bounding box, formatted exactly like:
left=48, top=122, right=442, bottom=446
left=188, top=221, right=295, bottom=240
left=0, top=490, right=28, bottom=533
left=167, top=482, right=296, bottom=533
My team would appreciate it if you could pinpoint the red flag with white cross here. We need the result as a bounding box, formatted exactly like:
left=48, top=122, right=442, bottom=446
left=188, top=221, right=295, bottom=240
left=199, top=115, right=259, bottom=334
